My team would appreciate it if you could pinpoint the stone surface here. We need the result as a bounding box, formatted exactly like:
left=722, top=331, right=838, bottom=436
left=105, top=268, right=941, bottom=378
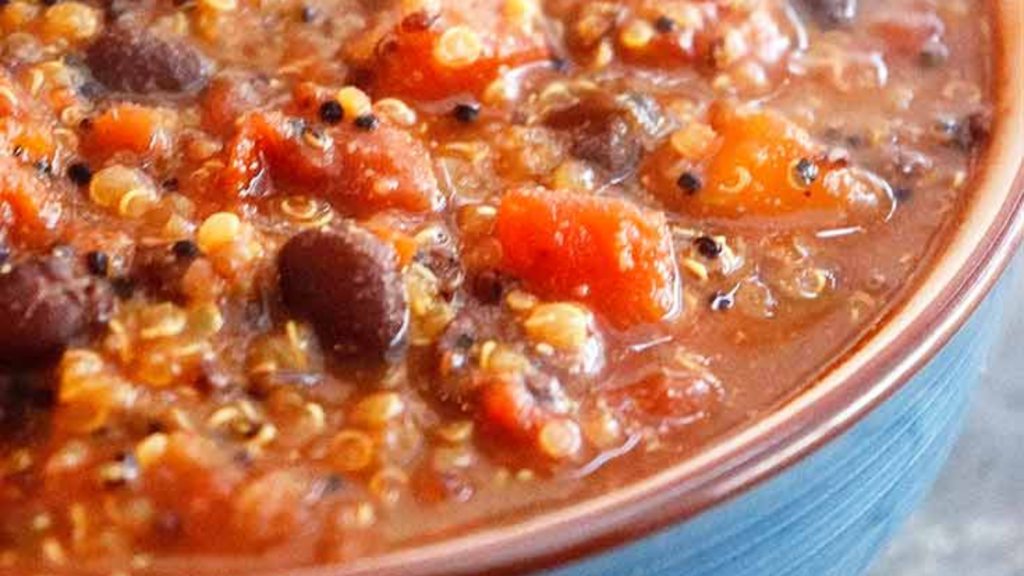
left=869, top=255, right=1024, bottom=576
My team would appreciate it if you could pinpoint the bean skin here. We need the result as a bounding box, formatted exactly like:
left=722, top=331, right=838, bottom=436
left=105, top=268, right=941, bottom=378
left=544, top=92, right=642, bottom=183
left=278, top=226, right=408, bottom=362
left=0, top=250, right=114, bottom=368
left=86, top=25, right=211, bottom=95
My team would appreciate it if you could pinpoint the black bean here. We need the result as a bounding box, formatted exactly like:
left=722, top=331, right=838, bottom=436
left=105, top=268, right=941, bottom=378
left=0, top=251, right=114, bottom=367
left=85, top=25, right=211, bottom=95
left=0, top=372, right=54, bottom=432
left=278, top=226, right=408, bottom=361
left=544, top=93, right=641, bottom=183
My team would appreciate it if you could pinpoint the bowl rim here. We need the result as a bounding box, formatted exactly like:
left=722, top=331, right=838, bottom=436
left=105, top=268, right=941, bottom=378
left=277, top=3, right=1024, bottom=575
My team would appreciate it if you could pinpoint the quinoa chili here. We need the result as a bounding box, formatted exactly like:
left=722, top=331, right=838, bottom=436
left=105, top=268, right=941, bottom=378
left=0, top=0, right=995, bottom=572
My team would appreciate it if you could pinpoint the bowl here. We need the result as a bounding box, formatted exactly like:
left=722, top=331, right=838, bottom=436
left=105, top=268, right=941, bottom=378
left=282, top=2, right=1024, bottom=575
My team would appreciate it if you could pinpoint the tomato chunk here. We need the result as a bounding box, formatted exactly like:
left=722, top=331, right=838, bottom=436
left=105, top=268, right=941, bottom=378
left=496, top=187, right=679, bottom=328
left=0, top=156, right=61, bottom=246
left=359, top=0, right=549, bottom=101
left=140, top=432, right=244, bottom=547
left=221, top=112, right=442, bottom=215
left=87, top=103, right=175, bottom=158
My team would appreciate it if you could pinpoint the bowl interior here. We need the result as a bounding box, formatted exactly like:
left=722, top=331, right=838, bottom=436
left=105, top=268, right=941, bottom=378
left=280, top=3, right=1024, bottom=575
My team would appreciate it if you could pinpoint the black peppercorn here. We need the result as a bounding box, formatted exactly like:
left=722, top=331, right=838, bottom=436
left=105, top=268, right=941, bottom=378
left=693, top=236, right=722, bottom=259
left=318, top=100, right=344, bottom=125
left=710, top=291, right=734, bottom=312
left=67, top=162, right=93, bottom=186
left=793, top=158, right=819, bottom=187
left=453, top=103, right=481, bottom=123
left=677, top=171, right=703, bottom=194
left=172, top=240, right=201, bottom=260
left=354, top=114, right=380, bottom=131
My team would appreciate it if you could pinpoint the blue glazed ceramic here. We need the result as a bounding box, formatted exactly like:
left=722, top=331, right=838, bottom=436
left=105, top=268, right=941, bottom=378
left=539, top=276, right=1011, bottom=576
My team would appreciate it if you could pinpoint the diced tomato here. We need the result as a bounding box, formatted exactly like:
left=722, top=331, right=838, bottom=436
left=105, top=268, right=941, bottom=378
left=478, top=379, right=542, bottom=440
left=87, top=104, right=175, bottom=157
left=496, top=187, right=679, bottom=328
left=221, top=112, right=442, bottom=215
left=0, top=156, right=61, bottom=246
left=360, top=0, right=549, bottom=101
left=140, top=432, right=244, bottom=547
left=201, top=75, right=270, bottom=136
left=0, top=118, right=55, bottom=163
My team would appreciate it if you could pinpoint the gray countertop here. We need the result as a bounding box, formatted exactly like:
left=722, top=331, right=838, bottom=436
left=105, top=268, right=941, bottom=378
left=869, top=255, right=1024, bottom=576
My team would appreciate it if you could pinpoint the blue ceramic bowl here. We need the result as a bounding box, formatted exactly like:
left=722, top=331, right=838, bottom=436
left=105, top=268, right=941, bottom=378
left=539, top=272, right=1014, bottom=576
left=295, top=4, right=1024, bottom=576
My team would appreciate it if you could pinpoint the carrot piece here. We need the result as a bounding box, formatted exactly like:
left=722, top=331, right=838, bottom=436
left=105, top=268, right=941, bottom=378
left=364, top=1, right=549, bottom=100
left=496, top=187, right=679, bottom=329
left=676, top=105, right=844, bottom=221
left=0, top=118, right=55, bottom=161
left=87, top=103, right=174, bottom=156
left=478, top=379, right=541, bottom=439
left=363, top=221, right=418, bottom=267
left=0, top=156, right=60, bottom=246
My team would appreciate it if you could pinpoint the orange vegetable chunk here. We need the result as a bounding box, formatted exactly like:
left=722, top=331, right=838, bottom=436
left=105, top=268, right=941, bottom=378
left=221, top=112, right=442, bottom=215
left=364, top=0, right=549, bottom=101
left=87, top=103, right=174, bottom=157
left=686, top=105, right=844, bottom=222
left=0, top=156, right=61, bottom=246
left=496, top=187, right=679, bottom=329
